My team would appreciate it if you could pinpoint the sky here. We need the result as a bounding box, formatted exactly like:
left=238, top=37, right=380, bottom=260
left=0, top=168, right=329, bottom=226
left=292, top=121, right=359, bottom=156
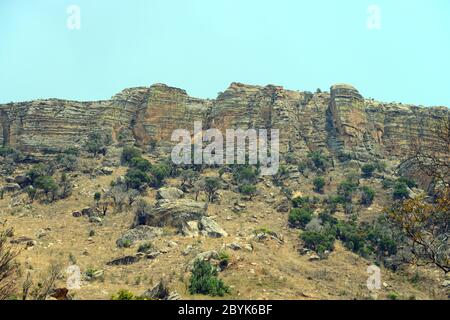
left=0, top=0, right=449, bottom=106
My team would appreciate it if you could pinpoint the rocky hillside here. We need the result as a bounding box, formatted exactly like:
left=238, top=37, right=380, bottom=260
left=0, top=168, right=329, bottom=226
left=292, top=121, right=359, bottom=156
left=0, top=83, right=448, bottom=301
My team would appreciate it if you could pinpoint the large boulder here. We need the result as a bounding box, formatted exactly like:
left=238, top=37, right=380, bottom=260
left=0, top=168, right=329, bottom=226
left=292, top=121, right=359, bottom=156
left=156, top=187, right=184, bottom=200
left=199, top=217, right=228, bottom=238
left=137, top=199, right=207, bottom=229
left=116, top=225, right=163, bottom=247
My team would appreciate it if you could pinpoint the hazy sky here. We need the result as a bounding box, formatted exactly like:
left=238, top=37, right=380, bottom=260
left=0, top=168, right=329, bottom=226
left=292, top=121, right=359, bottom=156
left=1, top=0, right=449, bottom=106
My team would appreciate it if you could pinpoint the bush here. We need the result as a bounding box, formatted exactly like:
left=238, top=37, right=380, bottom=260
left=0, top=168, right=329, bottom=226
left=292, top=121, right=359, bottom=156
left=397, top=177, right=417, bottom=189
left=361, top=164, right=376, bottom=178
left=125, top=168, right=152, bottom=190
left=360, top=186, right=375, bottom=206
left=300, top=228, right=336, bottom=254
left=239, top=184, right=257, bottom=200
left=26, top=164, right=53, bottom=185
left=111, top=289, right=137, bottom=300
left=307, top=151, right=329, bottom=172
left=121, top=147, right=142, bottom=165
left=313, top=177, right=326, bottom=193
left=130, top=157, right=152, bottom=172
left=292, top=196, right=311, bottom=208
left=393, top=182, right=409, bottom=200
left=137, top=242, right=154, bottom=253
left=232, top=165, right=259, bottom=185
left=289, top=208, right=313, bottom=229
left=94, top=192, right=101, bottom=202
left=188, top=260, right=229, bottom=297
left=148, top=163, right=170, bottom=188
left=34, top=176, right=58, bottom=199
left=338, top=179, right=358, bottom=203
left=0, top=146, right=15, bottom=157
left=85, top=131, right=111, bottom=156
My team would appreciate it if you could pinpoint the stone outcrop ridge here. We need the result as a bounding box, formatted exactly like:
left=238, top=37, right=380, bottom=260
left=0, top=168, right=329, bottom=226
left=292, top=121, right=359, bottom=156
left=0, top=83, right=448, bottom=161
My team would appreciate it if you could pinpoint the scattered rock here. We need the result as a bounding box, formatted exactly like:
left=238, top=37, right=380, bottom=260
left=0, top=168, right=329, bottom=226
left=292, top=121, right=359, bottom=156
left=142, top=280, right=170, bottom=300
left=1, top=183, right=21, bottom=193
left=116, top=225, right=163, bottom=247
left=107, top=255, right=141, bottom=266
left=181, top=221, right=200, bottom=237
left=89, top=216, right=102, bottom=224
left=243, top=244, right=254, bottom=252
left=308, top=254, right=321, bottom=261
left=441, top=280, right=450, bottom=288
left=14, top=175, right=31, bottom=188
left=72, top=211, right=82, bottom=218
left=100, top=167, right=114, bottom=175
left=156, top=187, right=184, bottom=200
left=226, top=243, right=242, bottom=251
left=199, top=217, right=228, bottom=238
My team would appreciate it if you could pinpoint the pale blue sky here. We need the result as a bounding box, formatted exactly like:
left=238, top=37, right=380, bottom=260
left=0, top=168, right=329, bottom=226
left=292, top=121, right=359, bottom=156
left=1, top=0, right=449, bottom=106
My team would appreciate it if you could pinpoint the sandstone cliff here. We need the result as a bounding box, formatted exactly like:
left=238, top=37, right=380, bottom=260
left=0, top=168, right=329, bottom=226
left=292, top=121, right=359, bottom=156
left=1, top=83, right=448, bottom=162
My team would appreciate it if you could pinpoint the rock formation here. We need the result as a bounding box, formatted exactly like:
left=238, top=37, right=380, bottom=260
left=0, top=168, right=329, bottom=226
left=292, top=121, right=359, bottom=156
left=1, top=82, right=448, bottom=162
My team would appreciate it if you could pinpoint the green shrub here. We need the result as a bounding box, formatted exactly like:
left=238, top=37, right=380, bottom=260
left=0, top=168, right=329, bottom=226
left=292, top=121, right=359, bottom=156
left=397, top=177, right=417, bottom=189
left=360, top=186, right=375, bottom=206
left=85, top=131, right=110, bottom=156
left=94, top=192, right=101, bottom=202
left=137, top=242, right=154, bottom=253
left=0, top=146, right=15, bottom=157
left=239, top=184, right=257, bottom=199
left=232, top=165, right=259, bottom=185
left=130, top=157, right=152, bottom=172
left=300, top=228, right=336, bottom=254
left=125, top=168, right=152, bottom=190
left=148, top=163, right=170, bottom=188
left=313, top=177, right=326, bottom=193
left=393, top=182, right=409, bottom=200
left=307, top=151, right=329, bottom=172
left=34, top=176, right=58, bottom=198
left=292, top=196, right=311, bottom=208
left=338, top=179, right=358, bottom=203
left=382, top=178, right=395, bottom=189
left=289, top=208, right=313, bottom=229
left=121, top=147, right=142, bottom=165
left=361, top=164, right=376, bottom=178
left=111, top=289, right=137, bottom=300
left=188, top=260, right=229, bottom=297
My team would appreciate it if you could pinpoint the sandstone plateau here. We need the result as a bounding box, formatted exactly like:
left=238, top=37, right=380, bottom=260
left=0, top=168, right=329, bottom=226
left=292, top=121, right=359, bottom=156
left=1, top=83, right=448, bottom=162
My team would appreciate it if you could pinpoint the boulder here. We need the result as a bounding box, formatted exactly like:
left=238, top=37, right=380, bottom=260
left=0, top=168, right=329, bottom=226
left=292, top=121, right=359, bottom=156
left=116, top=225, right=163, bottom=247
left=1, top=183, right=21, bottom=193
left=199, top=217, right=228, bottom=238
left=141, top=280, right=170, bottom=300
left=14, top=175, right=31, bottom=188
left=181, top=221, right=200, bottom=237
left=101, top=167, right=114, bottom=175
left=137, top=199, right=207, bottom=229
left=107, top=255, right=141, bottom=266
left=156, top=187, right=184, bottom=200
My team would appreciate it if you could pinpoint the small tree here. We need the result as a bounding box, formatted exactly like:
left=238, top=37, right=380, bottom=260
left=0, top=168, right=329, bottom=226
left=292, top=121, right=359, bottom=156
left=94, top=192, right=101, bottom=205
left=313, top=177, right=326, bottom=193
left=388, top=189, right=450, bottom=274
left=204, top=177, right=221, bottom=202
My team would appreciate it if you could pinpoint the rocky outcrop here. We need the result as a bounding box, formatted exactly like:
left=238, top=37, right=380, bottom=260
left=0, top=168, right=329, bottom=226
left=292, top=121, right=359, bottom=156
left=1, top=82, right=448, bottom=163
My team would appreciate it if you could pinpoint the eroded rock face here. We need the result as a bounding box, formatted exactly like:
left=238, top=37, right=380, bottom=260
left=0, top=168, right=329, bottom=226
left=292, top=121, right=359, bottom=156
left=0, top=83, right=448, bottom=163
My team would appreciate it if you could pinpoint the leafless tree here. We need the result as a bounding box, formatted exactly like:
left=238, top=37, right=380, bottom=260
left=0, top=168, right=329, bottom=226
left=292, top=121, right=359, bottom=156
left=0, top=227, right=20, bottom=300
